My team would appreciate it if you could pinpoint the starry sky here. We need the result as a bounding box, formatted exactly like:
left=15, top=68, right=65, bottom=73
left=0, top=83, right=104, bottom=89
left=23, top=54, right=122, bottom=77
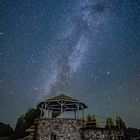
left=0, top=0, right=140, bottom=128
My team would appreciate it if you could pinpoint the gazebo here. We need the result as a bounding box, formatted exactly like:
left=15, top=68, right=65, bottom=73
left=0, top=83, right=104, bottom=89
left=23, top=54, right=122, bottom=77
left=37, top=94, right=88, bottom=119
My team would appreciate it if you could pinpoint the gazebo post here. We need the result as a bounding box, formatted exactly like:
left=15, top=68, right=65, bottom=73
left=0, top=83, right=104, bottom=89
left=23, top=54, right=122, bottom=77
left=60, top=101, right=63, bottom=114
left=82, top=105, right=85, bottom=128
left=40, top=103, right=43, bottom=118
left=44, top=102, right=46, bottom=118
left=46, top=109, right=48, bottom=118
left=40, top=108, right=42, bottom=119
left=45, top=103, right=49, bottom=118
left=77, top=102, right=79, bottom=118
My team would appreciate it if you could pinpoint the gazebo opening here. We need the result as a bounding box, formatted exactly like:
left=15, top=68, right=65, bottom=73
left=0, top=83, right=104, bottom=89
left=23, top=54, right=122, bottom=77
left=37, top=94, right=88, bottom=119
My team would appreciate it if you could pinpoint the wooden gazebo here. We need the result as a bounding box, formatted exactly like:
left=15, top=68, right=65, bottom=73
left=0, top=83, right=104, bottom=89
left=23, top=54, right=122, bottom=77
left=37, top=94, right=88, bottom=119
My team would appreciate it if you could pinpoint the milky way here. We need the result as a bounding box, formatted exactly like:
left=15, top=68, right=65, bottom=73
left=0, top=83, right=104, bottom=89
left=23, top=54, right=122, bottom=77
left=41, top=0, right=112, bottom=98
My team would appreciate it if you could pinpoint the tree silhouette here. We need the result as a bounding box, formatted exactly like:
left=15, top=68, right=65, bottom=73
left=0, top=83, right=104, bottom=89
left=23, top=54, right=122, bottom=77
left=105, top=117, right=115, bottom=129
left=87, top=114, right=92, bottom=122
left=116, top=116, right=126, bottom=129
left=0, top=122, right=13, bottom=137
left=86, top=114, right=98, bottom=128
left=14, top=108, right=40, bottom=139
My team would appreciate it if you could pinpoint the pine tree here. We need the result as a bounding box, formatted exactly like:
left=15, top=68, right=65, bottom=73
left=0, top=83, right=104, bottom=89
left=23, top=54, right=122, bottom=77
left=86, top=114, right=99, bottom=128
left=87, top=114, right=91, bottom=122
left=116, top=116, right=126, bottom=129
left=105, top=117, right=114, bottom=129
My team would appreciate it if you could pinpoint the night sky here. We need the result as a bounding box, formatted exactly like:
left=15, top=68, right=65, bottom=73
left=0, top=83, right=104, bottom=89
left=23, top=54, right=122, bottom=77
left=0, top=0, right=140, bottom=128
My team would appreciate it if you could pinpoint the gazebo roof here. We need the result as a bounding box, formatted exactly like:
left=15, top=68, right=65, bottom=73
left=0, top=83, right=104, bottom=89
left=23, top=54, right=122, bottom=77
left=37, top=94, right=88, bottom=111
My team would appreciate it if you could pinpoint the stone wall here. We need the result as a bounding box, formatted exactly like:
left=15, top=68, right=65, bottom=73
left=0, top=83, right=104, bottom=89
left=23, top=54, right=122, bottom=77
left=36, top=118, right=124, bottom=140
left=36, top=118, right=83, bottom=140
left=81, top=128, right=124, bottom=140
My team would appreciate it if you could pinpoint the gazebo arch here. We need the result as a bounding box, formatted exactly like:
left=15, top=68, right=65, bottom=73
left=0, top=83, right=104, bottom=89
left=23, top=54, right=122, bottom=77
left=37, top=94, right=88, bottom=119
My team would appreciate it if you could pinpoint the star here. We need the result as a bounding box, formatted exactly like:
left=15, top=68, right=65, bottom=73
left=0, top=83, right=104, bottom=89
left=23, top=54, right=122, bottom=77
left=0, top=0, right=139, bottom=128
left=107, top=71, right=110, bottom=75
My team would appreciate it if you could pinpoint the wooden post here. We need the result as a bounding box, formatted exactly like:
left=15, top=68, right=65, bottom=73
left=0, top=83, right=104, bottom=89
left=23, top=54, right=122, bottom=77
left=82, top=105, right=85, bottom=128
left=44, top=102, right=47, bottom=117
left=60, top=102, right=63, bottom=114
left=40, top=108, right=42, bottom=119
left=40, top=103, right=43, bottom=118
left=77, top=102, right=79, bottom=118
